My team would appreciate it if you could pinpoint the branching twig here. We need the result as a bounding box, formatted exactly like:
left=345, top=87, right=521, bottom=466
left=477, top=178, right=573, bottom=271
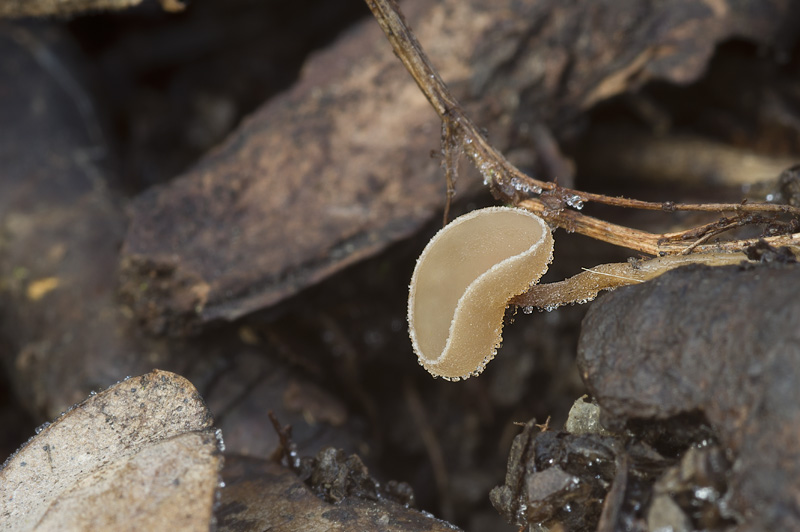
left=518, top=197, right=662, bottom=255
left=364, top=0, right=800, bottom=255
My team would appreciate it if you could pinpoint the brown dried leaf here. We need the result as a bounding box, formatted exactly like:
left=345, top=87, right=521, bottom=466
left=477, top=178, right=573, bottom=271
left=0, top=370, right=222, bottom=531
left=118, top=0, right=448, bottom=336
left=217, top=455, right=460, bottom=532
left=472, top=0, right=800, bottom=126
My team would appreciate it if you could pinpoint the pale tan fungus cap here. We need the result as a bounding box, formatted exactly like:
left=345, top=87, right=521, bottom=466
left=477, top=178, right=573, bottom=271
left=408, top=207, right=553, bottom=380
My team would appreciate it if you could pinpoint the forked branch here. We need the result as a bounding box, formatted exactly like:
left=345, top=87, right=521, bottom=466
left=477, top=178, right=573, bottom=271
left=364, top=0, right=800, bottom=256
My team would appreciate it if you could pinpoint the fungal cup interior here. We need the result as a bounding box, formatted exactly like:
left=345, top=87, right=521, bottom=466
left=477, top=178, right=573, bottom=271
left=408, top=207, right=553, bottom=379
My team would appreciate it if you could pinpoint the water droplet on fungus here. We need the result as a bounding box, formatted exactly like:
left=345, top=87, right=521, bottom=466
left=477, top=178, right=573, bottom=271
left=565, top=194, right=584, bottom=210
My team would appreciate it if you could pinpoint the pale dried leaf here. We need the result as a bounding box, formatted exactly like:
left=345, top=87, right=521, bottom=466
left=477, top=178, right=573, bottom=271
left=0, top=370, right=222, bottom=531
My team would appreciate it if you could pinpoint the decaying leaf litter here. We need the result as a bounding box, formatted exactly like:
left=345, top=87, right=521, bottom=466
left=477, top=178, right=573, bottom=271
left=1, top=0, right=800, bottom=530
left=0, top=371, right=222, bottom=531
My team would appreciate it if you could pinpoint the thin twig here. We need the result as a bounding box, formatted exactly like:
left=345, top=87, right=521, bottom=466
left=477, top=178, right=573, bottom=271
left=268, top=411, right=300, bottom=470
left=659, top=215, right=754, bottom=243
left=441, top=119, right=459, bottom=225
left=576, top=191, right=800, bottom=215
left=518, top=197, right=662, bottom=254
left=581, top=267, right=645, bottom=283
left=364, top=0, right=800, bottom=254
left=363, top=1, right=549, bottom=196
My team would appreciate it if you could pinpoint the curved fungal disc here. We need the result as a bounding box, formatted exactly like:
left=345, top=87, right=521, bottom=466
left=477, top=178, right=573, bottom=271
left=408, top=206, right=554, bottom=380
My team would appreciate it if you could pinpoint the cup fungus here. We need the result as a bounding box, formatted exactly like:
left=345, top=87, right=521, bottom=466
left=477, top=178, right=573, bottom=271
left=408, top=207, right=554, bottom=380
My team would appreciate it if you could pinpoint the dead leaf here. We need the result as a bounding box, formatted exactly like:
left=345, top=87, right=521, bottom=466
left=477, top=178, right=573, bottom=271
left=217, top=455, right=460, bottom=532
left=0, top=370, right=223, bottom=531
